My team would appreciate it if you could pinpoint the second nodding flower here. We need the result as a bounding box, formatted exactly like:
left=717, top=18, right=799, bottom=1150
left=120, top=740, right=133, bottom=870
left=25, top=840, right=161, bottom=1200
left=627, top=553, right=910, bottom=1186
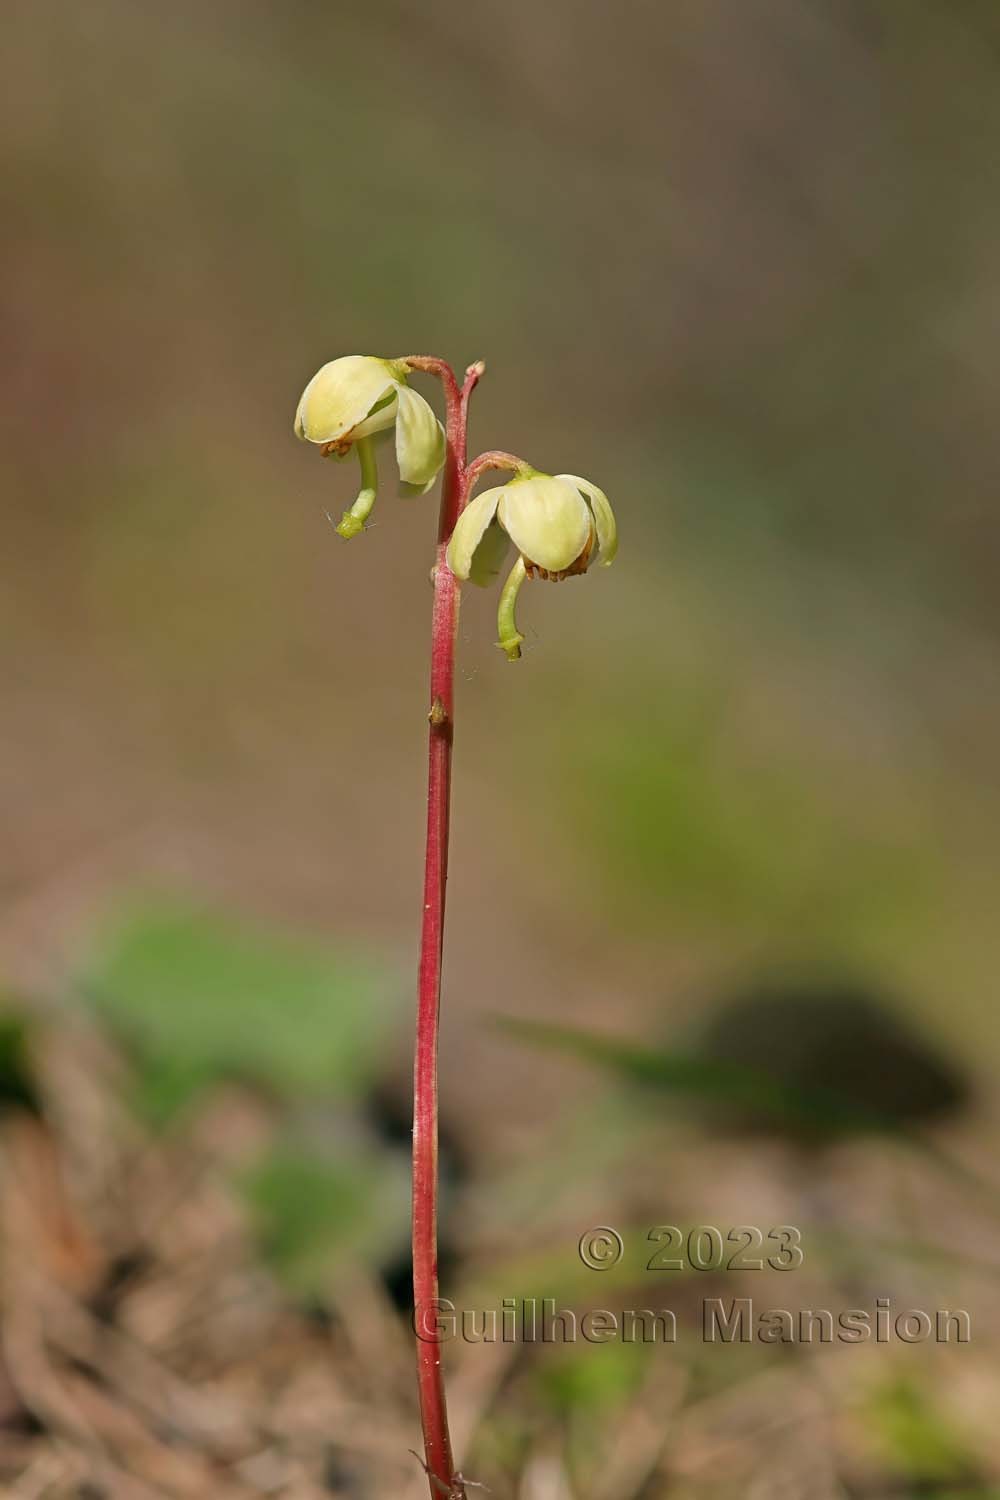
left=446, top=468, right=618, bottom=660
left=294, top=355, right=446, bottom=538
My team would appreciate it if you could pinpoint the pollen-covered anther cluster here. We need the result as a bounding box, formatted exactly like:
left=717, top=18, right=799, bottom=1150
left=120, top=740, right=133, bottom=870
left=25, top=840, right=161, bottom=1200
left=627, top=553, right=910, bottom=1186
left=524, top=530, right=595, bottom=581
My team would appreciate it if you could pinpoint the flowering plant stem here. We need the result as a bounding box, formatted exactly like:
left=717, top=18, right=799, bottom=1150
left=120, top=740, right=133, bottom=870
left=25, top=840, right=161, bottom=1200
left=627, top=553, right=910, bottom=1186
left=405, top=355, right=520, bottom=1499
left=293, top=346, right=617, bottom=1492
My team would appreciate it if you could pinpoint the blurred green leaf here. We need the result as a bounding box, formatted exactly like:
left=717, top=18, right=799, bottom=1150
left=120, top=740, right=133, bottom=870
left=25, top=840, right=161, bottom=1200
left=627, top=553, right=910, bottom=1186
left=82, top=898, right=400, bottom=1123
left=0, top=1001, right=38, bottom=1115
left=496, top=1015, right=907, bottom=1141
left=866, top=1378, right=981, bottom=1485
left=534, top=1340, right=647, bottom=1418
left=241, top=1135, right=409, bottom=1298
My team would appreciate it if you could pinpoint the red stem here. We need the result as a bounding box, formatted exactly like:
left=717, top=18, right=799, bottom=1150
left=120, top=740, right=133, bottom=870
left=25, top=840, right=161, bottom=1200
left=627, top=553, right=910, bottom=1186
left=405, top=355, right=483, bottom=1500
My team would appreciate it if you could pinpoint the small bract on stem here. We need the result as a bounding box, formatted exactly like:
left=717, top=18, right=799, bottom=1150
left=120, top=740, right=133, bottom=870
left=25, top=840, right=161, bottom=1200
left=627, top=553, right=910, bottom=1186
left=292, top=351, right=617, bottom=1500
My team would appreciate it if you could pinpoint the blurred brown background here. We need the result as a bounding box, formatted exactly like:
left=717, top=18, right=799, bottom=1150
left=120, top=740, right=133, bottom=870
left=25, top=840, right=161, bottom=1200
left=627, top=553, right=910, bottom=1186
left=2, top=1, right=1000, bottom=1496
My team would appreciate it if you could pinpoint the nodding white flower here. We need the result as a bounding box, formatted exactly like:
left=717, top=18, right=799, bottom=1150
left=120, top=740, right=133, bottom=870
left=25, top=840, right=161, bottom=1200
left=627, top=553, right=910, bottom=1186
left=294, top=356, right=445, bottom=538
left=446, top=469, right=617, bottom=660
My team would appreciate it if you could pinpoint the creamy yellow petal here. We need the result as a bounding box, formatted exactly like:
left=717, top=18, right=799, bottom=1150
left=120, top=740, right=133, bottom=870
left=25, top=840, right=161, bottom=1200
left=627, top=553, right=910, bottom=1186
left=395, top=385, right=446, bottom=488
left=467, top=520, right=511, bottom=587
left=445, top=486, right=505, bottom=580
left=347, top=392, right=398, bottom=440
left=556, top=474, right=618, bottom=566
left=293, top=355, right=397, bottom=444
left=497, top=476, right=592, bottom=573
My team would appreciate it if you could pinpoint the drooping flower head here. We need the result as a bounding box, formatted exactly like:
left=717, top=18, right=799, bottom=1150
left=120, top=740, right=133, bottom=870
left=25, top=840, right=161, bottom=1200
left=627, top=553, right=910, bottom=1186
left=294, top=356, right=445, bottom=537
left=446, top=468, right=617, bottom=659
